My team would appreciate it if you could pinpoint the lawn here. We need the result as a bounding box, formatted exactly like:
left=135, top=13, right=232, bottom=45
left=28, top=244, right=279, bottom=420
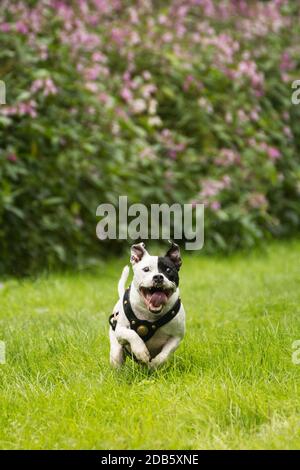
left=0, top=241, right=300, bottom=450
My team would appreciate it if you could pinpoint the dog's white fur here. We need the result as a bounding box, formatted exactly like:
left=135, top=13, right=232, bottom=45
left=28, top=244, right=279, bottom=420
left=118, top=265, right=130, bottom=298
left=109, top=244, right=185, bottom=369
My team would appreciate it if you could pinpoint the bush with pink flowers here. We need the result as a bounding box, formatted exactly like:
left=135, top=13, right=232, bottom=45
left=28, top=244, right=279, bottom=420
left=0, top=0, right=300, bottom=274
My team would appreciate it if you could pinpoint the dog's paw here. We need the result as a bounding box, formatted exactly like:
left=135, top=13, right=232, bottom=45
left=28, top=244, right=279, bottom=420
left=148, top=357, right=162, bottom=369
left=132, top=345, right=150, bottom=364
left=148, top=354, right=169, bottom=369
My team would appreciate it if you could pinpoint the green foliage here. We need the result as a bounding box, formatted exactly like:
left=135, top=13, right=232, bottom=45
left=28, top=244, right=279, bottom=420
left=0, top=1, right=300, bottom=274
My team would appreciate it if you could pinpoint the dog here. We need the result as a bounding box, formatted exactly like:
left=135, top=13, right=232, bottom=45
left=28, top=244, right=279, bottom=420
left=109, top=241, right=185, bottom=368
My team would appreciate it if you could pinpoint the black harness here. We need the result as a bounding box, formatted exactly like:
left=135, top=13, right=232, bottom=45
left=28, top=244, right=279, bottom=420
left=109, top=286, right=181, bottom=342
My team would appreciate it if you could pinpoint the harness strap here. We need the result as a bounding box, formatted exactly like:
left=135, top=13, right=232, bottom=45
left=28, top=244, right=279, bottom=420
left=109, top=311, right=118, bottom=331
left=119, top=286, right=181, bottom=342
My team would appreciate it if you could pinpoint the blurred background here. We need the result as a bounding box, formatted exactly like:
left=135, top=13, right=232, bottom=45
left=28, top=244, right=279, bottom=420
left=0, top=0, right=299, bottom=276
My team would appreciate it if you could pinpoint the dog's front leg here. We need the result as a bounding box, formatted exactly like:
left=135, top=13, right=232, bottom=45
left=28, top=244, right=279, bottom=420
left=115, top=326, right=150, bottom=364
left=149, top=336, right=182, bottom=369
left=109, top=328, right=125, bottom=368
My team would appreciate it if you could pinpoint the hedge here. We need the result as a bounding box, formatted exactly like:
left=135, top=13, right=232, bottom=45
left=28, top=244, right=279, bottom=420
left=0, top=0, right=300, bottom=275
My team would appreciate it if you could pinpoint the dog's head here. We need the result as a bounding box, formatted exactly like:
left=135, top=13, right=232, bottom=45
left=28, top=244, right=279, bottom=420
left=130, top=241, right=182, bottom=313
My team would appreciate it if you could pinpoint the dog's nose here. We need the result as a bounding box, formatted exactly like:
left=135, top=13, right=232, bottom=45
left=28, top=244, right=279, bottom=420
left=153, top=274, right=164, bottom=284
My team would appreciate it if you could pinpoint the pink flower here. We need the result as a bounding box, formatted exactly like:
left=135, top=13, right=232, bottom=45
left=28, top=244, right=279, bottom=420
left=198, top=97, right=213, bottom=113
left=250, top=110, right=259, bottom=121
left=280, top=52, right=294, bottom=72
left=85, top=82, right=98, bottom=93
left=111, top=122, right=120, bottom=135
left=161, top=129, right=171, bottom=139
left=31, top=79, right=43, bottom=93
left=129, top=31, right=140, bottom=46
left=142, top=71, right=151, bottom=81
left=140, top=147, right=156, bottom=160
left=15, top=21, right=29, bottom=35
left=31, top=78, right=57, bottom=96
left=129, top=7, right=139, bottom=25
left=177, top=5, right=189, bottom=18
left=0, top=23, right=11, bottom=32
left=284, top=126, right=292, bottom=139
left=44, top=78, right=58, bottom=96
left=111, top=28, right=127, bottom=46
left=183, top=75, right=194, bottom=92
left=131, top=99, right=146, bottom=114
left=14, top=100, right=38, bottom=118
left=248, top=138, right=257, bottom=147
left=200, top=177, right=230, bottom=198
left=233, top=60, right=264, bottom=93
left=141, top=84, right=156, bottom=99
left=7, top=153, right=17, bottom=163
left=215, top=149, right=240, bottom=167
left=115, top=107, right=127, bottom=119
left=158, top=15, right=168, bottom=25
left=98, top=92, right=110, bottom=104
left=267, top=147, right=281, bottom=160
left=222, top=175, right=231, bottom=187
left=148, top=116, right=162, bottom=127
left=85, top=64, right=101, bottom=81
left=248, top=193, right=268, bottom=209
left=162, top=32, right=173, bottom=43
left=92, top=52, right=107, bottom=63
left=168, top=150, right=177, bottom=159
left=120, top=87, right=133, bottom=102
left=38, top=44, right=48, bottom=60
left=225, top=112, right=233, bottom=124
left=283, top=112, right=290, bottom=121
left=237, top=109, right=248, bottom=123
left=210, top=201, right=221, bottom=211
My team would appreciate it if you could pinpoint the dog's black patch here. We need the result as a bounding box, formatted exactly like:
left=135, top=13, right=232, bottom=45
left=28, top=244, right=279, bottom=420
left=158, top=257, right=179, bottom=286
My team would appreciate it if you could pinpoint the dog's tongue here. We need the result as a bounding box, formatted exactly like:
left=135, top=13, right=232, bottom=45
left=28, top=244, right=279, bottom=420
left=150, top=291, right=168, bottom=307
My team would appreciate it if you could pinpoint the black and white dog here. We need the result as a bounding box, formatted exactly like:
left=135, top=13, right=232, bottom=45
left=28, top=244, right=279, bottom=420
left=109, top=242, right=185, bottom=368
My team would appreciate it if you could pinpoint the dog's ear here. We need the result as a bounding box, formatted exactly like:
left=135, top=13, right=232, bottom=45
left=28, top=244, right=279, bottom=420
left=165, top=241, right=182, bottom=271
left=130, top=242, right=148, bottom=265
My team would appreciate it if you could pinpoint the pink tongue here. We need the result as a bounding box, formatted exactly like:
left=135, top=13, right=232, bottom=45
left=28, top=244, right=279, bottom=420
left=150, top=291, right=167, bottom=307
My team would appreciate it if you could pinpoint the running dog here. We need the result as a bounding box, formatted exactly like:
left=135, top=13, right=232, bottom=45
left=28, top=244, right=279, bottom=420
left=109, top=242, right=185, bottom=368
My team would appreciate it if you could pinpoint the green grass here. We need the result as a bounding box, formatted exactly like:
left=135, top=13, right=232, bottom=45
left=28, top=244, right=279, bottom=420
left=1, top=240, right=300, bottom=449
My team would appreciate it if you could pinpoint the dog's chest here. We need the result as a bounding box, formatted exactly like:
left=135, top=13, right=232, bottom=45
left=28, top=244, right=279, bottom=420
left=145, top=328, right=171, bottom=358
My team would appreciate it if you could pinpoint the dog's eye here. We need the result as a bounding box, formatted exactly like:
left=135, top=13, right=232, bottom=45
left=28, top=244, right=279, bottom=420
left=143, top=267, right=150, bottom=272
left=166, top=268, right=171, bottom=273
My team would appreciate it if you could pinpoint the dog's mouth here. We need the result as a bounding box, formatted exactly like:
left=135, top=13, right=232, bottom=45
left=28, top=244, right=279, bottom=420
left=140, top=286, right=173, bottom=313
